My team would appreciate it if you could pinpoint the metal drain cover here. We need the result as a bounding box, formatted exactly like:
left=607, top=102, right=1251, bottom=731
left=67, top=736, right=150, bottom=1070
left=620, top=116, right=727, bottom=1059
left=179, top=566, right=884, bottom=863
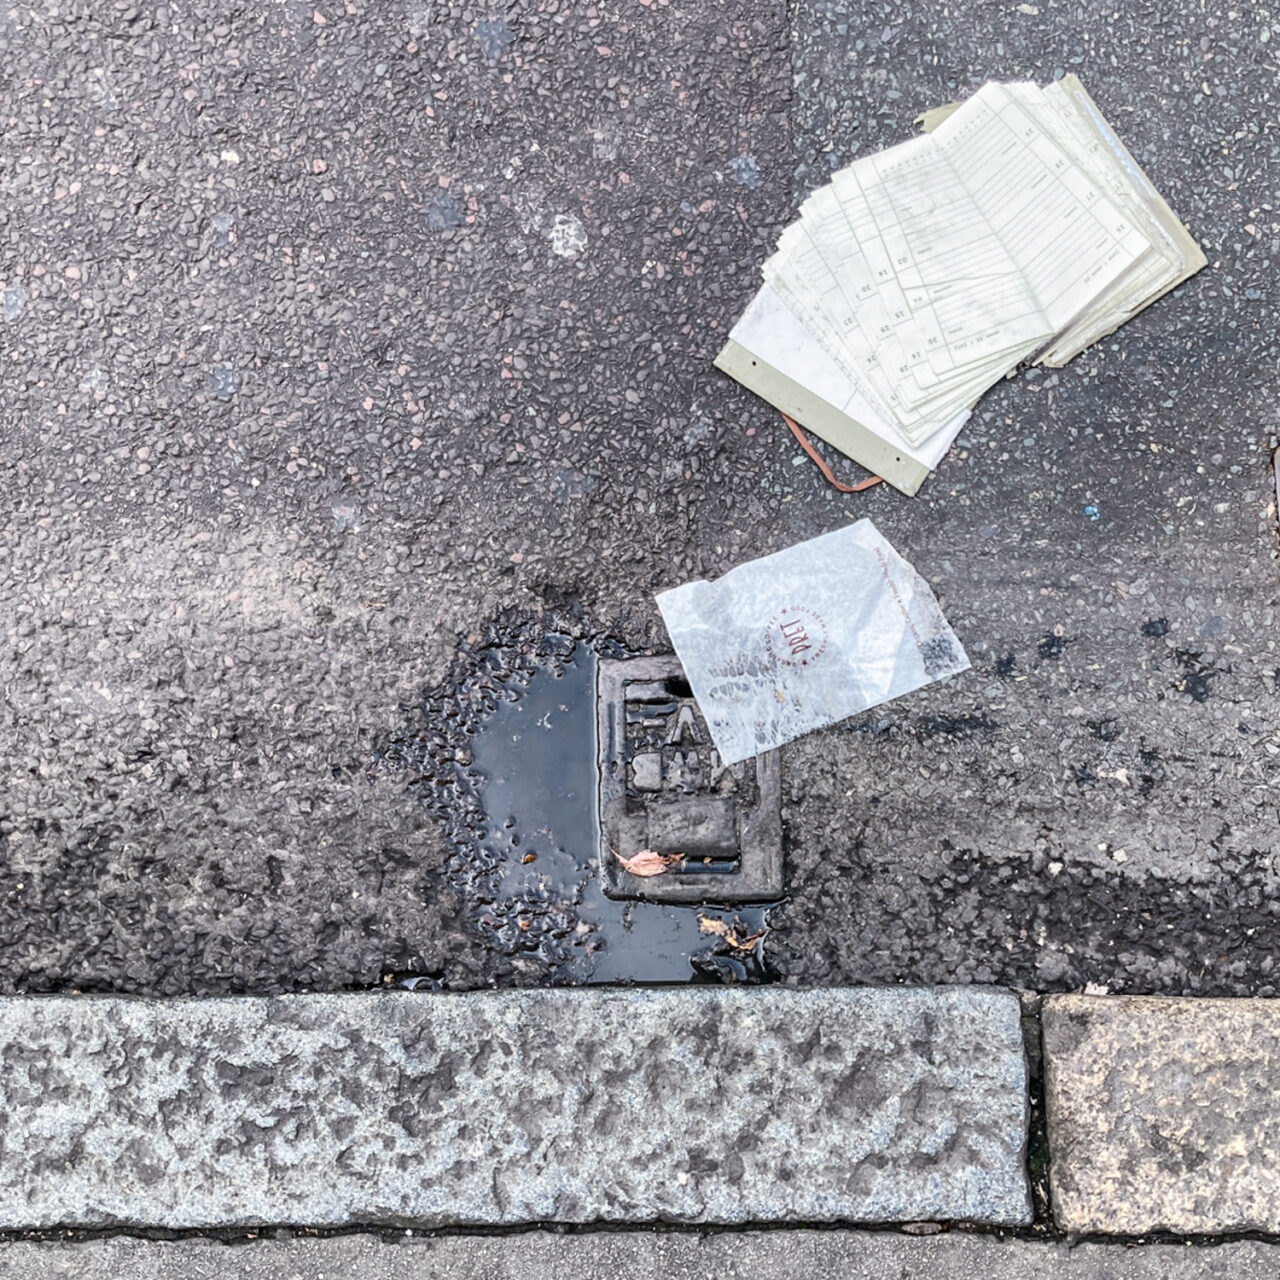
left=596, top=655, right=783, bottom=903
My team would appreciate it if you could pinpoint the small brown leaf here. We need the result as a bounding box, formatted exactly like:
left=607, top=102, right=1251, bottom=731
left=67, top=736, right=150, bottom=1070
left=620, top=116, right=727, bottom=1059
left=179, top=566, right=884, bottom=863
left=698, top=914, right=764, bottom=951
left=616, top=848, right=684, bottom=877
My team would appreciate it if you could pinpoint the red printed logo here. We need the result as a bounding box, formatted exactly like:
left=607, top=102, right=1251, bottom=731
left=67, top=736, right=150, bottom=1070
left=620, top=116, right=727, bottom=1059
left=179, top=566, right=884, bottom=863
left=764, top=606, right=829, bottom=668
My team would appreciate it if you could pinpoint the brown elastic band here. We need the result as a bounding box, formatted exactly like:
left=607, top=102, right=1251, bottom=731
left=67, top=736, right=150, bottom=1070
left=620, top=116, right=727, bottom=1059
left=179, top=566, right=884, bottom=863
left=781, top=412, right=883, bottom=493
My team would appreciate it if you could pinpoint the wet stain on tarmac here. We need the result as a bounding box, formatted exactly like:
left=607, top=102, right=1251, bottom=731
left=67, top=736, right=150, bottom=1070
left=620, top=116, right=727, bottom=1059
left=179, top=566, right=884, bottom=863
left=384, top=629, right=776, bottom=986
left=1171, top=648, right=1222, bottom=703
left=1036, top=632, right=1069, bottom=660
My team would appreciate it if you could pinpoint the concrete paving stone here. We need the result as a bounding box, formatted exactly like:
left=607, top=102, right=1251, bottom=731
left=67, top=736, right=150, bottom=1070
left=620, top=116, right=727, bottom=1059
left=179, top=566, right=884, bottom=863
left=1044, top=994, right=1280, bottom=1234
left=0, top=1230, right=1272, bottom=1280
left=0, top=987, right=1029, bottom=1230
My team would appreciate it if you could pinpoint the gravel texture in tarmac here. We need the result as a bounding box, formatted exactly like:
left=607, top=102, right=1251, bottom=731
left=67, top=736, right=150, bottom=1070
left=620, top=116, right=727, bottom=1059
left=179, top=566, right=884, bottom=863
left=0, top=0, right=789, bottom=994
left=770, top=0, right=1280, bottom=996
left=1, top=0, right=1277, bottom=996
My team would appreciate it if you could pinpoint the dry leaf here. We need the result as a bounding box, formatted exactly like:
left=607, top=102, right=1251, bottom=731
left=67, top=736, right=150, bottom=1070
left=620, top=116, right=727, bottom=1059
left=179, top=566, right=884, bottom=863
left=697, top=914, right=764, bottom=951
left=616, top=848, right=684, bottom=877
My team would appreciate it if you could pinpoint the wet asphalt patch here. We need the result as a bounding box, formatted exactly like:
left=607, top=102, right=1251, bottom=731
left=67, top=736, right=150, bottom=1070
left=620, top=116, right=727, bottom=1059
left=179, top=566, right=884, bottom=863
left=379, top=626, right=774, bottom=987
left=375, top=600, right=1280, bottom=999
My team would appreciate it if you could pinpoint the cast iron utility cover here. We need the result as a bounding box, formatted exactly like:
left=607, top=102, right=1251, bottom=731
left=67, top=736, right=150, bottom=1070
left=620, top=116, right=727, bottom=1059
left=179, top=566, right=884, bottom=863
left=596, top=655, right=783, bottom=903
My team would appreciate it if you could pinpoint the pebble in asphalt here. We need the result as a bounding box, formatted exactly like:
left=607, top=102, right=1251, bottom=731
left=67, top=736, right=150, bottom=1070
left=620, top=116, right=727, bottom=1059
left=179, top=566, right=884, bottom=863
left=0, top=0, right=1277, bottom=997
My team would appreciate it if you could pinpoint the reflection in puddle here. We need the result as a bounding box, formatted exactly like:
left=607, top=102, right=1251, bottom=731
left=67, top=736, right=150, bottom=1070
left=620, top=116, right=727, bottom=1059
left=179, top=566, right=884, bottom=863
left=467, top=644, right=775, bottom=984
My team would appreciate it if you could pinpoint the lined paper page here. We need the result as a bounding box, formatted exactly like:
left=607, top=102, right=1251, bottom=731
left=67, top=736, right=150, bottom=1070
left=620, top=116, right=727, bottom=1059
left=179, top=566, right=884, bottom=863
left=1029, top=80, right=1187, bottom=361
left=933, top=83, right=1156, bottom=332
left=816, top=133, right=1050, bottom=437
left=838, top=137, right=1045, bottom=378
left=744, top=79, right=1203, bottom=455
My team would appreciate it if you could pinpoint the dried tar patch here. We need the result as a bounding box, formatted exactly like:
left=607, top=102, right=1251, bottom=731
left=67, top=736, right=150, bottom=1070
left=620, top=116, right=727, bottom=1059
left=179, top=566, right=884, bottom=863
left=1172, top=648, right=1223, bottom=703
left=1037, top=632, right=1069, bottom=660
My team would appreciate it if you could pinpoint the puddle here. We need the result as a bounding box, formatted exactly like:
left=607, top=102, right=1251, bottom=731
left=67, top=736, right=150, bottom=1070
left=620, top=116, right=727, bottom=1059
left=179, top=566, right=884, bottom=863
left=385, top=633, right=776, bottom=985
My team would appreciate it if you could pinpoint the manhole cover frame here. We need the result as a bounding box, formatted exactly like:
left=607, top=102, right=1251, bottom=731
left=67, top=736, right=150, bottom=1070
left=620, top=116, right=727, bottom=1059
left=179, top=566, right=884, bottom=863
left=596, top=654, right=784, bottom=903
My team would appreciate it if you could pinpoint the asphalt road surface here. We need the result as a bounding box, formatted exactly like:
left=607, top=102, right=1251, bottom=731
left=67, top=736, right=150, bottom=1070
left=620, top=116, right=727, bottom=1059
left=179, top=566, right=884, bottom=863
left=0, top=0, right=1276, bottom=997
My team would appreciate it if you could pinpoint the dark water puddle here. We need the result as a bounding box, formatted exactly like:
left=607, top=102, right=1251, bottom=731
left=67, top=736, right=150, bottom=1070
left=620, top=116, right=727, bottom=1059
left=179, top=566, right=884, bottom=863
left=469, top=646, right=773, bottom=984
left=383, top=631, right=776, bottom=985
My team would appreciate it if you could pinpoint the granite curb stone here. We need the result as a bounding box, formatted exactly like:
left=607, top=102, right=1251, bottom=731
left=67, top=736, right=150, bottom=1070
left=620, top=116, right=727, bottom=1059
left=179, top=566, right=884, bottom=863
left=0, top=987, right=1030, bottom=1230
left=0, top=1230, right=1268, bottom=1280
left=1044, top=994, right=1280, bottom=1234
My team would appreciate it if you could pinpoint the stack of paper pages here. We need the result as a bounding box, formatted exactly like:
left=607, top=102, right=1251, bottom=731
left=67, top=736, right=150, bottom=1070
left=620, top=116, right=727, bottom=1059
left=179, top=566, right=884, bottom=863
left=716, top=77, right=1205, bottom=495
